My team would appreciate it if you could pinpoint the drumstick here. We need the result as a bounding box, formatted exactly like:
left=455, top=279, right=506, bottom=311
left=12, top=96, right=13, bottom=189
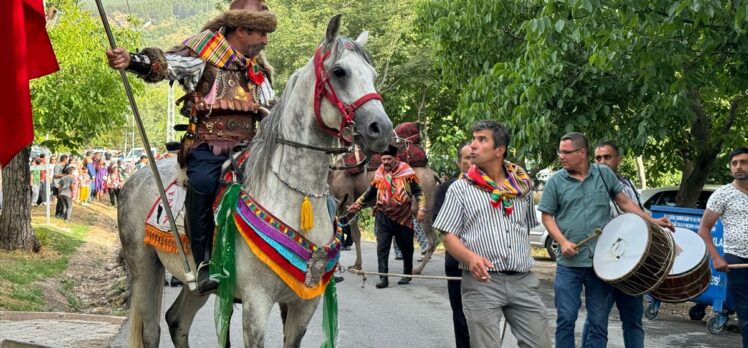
left=728, top=263, right=748, bottom=269
left=573, top=228, right=602, bottom=250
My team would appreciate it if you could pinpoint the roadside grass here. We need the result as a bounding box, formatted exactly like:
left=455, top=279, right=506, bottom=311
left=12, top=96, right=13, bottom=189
left=0, top=222, right=88, bottom=311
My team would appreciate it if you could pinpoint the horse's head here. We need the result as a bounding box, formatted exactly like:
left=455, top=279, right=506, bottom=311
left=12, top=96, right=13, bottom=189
left=314, top=15, right=393, bottom=154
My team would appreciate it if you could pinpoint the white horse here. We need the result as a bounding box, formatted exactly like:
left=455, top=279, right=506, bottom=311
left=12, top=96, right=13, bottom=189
left=117, top=15, right=393, bottom=347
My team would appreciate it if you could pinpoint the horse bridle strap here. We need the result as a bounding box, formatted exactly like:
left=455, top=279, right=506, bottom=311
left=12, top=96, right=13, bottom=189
left=313, top=47, right=382, bottom=144
left=276, top=136, right=350, bottom=154
left=329, top=155, right=369, bottom=171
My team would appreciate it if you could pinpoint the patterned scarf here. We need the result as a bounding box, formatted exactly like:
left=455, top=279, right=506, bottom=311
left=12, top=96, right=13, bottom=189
left=465, top=163, right=533, bottom=215
left=183, top=30, right=265, bottom=85
left=373, top=161, right=418, bottom=207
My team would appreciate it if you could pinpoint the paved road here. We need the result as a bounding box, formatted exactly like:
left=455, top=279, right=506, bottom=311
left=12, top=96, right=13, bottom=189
left=113, top=241, right=742, bottom=347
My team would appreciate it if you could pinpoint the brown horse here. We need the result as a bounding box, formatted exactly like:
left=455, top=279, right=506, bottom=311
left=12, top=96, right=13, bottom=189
left=329, top=164, right=440, bottom=274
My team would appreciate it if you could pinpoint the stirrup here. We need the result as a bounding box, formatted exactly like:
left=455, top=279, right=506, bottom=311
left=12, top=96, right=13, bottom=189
left=195, top=262, right=219, bottom=295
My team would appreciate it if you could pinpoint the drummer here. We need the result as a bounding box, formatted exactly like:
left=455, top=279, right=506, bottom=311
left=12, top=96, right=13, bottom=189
left=592, top=141, right=646, bottom=348
left=698, top=147, right=748, bottom=348
left=538, top=132, right=673, bottom=348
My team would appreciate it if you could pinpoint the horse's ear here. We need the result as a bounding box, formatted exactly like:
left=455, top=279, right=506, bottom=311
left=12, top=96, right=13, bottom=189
left=325, top=14, right=342, bottom=47
left=355, top=31, right=369, bottom=47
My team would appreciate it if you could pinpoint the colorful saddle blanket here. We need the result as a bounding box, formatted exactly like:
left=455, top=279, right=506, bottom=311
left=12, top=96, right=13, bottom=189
left=143, top=180, right=190, bottom=254
left=236, top=190, right=339, bottom=298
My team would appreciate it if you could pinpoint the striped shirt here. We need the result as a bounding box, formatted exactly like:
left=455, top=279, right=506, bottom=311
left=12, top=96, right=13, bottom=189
left=432, top=178, right=539, bottom=273
left=611, top=175, right=641, bottom=217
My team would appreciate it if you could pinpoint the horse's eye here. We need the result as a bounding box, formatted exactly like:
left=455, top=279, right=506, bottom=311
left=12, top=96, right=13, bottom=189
left=332, top=66, right=346, bottom=78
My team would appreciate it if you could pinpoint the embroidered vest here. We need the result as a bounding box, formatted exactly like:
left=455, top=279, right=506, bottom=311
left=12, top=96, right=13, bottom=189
left=182, top=64, right=263, bottom=156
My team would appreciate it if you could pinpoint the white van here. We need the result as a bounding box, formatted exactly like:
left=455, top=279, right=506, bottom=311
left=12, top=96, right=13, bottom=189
left=125, top=147, right=158, bottom=164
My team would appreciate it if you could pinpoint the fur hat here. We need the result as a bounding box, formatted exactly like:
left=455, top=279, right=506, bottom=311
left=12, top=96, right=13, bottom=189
left=201, top=0, right=277, bottom=33
left=382, top=144, right=399, bottom=157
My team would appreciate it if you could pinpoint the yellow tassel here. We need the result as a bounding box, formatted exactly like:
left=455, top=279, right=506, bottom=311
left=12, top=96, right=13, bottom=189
left=300, top=196, right=314, bottom=232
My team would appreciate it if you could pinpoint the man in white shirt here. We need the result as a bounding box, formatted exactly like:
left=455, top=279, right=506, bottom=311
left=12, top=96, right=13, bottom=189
left=698, top=147, right=748, bottom=348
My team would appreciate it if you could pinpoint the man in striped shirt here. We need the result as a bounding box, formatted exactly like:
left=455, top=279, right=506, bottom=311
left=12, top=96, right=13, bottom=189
left=591, top=141, right=645, bottom=348
left=433, top=120, right=551, bottom=348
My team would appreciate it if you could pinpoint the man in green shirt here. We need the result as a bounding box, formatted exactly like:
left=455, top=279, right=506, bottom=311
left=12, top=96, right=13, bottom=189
left=537, top=132, right=672, bottom=348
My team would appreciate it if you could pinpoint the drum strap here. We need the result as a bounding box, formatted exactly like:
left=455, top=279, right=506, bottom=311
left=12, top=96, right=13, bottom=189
left=598, top=165, right=621, bottom=214
left=598, top=166, right=644, bottom=214
left=619, top=176, right=644, bottom=209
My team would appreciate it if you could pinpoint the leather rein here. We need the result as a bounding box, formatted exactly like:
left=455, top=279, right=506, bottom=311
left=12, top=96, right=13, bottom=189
left=276, top=45, right=382, bottom=170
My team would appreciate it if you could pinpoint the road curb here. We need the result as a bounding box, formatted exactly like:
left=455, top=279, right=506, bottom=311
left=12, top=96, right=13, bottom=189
left=0, top=311, right=125, bottom=325
left=0, top=338, right=50, bottom=348
left=0, top=311, right=126, bottom=348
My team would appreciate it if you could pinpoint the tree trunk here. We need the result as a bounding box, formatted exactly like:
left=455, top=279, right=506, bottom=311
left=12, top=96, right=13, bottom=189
left=635, top=156, right=647, bottom=189
left=676, top=92, right=741, bottom=207
left=0, top=146, right=40, bottom=252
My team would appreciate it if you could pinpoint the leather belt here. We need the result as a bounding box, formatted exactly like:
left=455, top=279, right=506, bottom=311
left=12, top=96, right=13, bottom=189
left=491, top=270, right=522, bottom=276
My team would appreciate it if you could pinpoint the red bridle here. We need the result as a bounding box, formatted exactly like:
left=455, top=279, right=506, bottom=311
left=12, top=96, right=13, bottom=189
left=313, top=46, right=382, bottom=145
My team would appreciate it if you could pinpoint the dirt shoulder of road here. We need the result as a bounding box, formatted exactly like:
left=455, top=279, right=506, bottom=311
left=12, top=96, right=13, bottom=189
left=29, top=200, right=127, bottom=315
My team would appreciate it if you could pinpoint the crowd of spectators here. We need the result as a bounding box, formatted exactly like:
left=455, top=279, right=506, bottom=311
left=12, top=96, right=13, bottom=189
left=28, top=149, right=153, bottom=221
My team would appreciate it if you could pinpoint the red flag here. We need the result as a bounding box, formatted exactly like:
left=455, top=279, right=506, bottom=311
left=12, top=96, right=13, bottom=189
left=0, top=0, right=59, bottom=166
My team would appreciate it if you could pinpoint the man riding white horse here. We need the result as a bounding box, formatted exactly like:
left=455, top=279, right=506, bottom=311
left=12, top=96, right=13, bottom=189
left=106, top=0, right=276, bottom=295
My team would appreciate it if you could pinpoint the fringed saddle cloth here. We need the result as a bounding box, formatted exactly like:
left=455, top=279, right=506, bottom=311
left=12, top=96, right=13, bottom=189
left=142, top=147, right=251, bottom=254
left=143, top=180, right=190, bottom=254
left=212, top=184, right=342, bottom=300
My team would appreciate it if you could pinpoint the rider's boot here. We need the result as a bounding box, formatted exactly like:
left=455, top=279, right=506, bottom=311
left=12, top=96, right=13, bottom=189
left=185, top=184, right=219, bottom=295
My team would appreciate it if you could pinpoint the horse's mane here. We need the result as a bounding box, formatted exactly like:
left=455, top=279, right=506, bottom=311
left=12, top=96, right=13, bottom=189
left=243, top=37, right=372, bottom=194
left=243, top=70, right=298, bottom=193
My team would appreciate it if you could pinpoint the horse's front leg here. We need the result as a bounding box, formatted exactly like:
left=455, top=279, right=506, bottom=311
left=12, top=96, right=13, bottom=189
left=349, top=221, right=363, bottom=270
left=281, top=298, right=322, bottom=348
left=241, top=290, right=273, bottom=348
left=165, top=286, right=210, bottom=347
left=413, top=217, right=436, bottom=275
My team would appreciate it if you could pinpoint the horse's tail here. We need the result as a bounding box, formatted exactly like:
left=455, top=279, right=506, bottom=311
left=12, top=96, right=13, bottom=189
left=127, top=266, right=164, bottom=348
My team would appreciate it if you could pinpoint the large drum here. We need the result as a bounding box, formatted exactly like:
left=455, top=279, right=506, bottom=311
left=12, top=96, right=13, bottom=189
left=650, top=227, right=711, bottom=302
left=593, top=213, right=675, bottom=296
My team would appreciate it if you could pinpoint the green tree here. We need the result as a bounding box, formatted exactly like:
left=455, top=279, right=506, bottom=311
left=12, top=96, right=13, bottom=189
left=32, top=0, right=143, bottom=151
left=264, top=0, right=459, bottom=173
left=419, top=0, right=748, bottom=205
left=1, top=0, right=142, bottom=251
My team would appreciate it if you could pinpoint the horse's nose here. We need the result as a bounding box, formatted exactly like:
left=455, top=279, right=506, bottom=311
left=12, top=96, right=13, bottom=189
left=367, top=121, right=381, bottom=138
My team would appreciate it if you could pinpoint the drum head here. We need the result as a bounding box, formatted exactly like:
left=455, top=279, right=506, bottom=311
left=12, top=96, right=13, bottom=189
left=593, top=213, right=650, bottom=281
left=670, top=227, right=707, bottom=275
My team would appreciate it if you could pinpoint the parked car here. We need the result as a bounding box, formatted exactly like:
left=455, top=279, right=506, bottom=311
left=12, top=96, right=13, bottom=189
left=124, top=147, right=158, bottom=164
left=530, top=185, right=721, bottom=260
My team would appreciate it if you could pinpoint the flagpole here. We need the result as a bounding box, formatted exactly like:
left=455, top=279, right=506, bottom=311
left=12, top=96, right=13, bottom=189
left=93, top=0, right=196, bottom=290
left=45, top=135, right=50, bottom=225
